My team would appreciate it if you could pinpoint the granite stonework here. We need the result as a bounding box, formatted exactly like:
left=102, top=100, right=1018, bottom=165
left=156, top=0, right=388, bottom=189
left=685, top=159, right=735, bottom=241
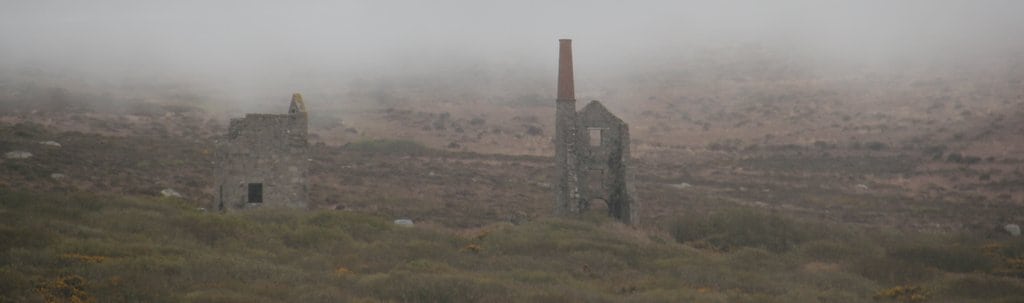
left=553, top=39, right=638, bottom=225
left=214, top=94, right=309, bottom=211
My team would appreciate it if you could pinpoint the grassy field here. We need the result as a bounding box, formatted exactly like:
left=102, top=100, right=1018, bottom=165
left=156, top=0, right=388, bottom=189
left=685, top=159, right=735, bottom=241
left=2, top=189, right=1023, bottom=302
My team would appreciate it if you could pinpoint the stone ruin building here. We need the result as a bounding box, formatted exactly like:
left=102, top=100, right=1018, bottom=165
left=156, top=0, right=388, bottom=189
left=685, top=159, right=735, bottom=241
left=214, top=93, right=309, bottom=212
left=553, top=39, right=638, bottom=225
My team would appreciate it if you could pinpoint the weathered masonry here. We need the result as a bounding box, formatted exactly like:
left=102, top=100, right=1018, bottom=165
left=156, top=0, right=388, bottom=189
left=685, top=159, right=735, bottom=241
left=214, top=93, right=309, bottom=211
left=553, top=39, right=638, bottom=225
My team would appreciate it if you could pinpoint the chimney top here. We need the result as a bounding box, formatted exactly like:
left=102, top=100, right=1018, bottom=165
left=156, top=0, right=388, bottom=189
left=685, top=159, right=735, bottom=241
left=557, top=39, right=575, bottom=102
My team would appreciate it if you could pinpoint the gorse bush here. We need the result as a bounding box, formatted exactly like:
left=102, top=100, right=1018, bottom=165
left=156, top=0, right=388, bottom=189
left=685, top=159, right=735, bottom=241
left=356, top=271, right=514, bottom=303
left=873, top=285, right=928, bottom=302
left=35, top=274, right=95, bottom=303
left=939, top=275, right=1024, bottom=301
left=849, top=254, right=936, bottom=285
left=668, top=208, right=832, bottom=252
left=888, top=243, right=997, bottom=273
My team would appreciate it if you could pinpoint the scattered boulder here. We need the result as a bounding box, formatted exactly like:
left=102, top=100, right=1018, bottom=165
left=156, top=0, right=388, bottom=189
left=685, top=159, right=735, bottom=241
left=669, top=182, right=693, bottom=189
left=4, top=151, right=32, bottom=159
left=1005, top=224, right=1021, bottom=237
left=394, top=219, right=414, bottom=227
left=39, top=141, right=61, bottom=147
left=160, top=189, right=184, bottom=199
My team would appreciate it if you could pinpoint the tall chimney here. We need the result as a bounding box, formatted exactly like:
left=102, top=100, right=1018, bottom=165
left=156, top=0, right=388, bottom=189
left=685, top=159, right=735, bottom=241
left=557, top=39, right=575, bottom=101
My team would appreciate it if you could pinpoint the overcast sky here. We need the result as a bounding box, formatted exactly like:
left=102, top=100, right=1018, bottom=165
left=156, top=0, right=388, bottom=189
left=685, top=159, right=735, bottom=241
left=2, top=0, right=1023, bottom=94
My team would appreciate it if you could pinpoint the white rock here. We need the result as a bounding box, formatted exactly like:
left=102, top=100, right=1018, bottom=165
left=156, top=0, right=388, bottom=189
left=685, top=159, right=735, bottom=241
left=39, top=141, right=61, bottom=147
left=855, top=184, right=870, bottom=191
left=1005, top=224, right=1021, bottom=237
left=669, top=182, right=692, bottom=189
left=160, top=188, right=184, bottom=198
left=50, top=173, right=66, bottom=180
left=394, top=219, right=414, bottom=227
left=4, top=151, right=32, bottom=159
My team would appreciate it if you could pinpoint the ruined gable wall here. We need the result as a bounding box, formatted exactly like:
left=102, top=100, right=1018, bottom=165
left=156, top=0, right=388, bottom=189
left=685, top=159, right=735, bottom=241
left=575, top=104, right=637, bottom=224
left=215, top=113, right=308, bottom=211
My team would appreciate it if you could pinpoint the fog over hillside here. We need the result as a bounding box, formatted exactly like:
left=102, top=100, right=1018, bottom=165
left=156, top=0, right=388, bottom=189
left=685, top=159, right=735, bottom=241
left=5, top=3, right=1024, bottom=301
left=2, top=0, right=1023, bottom=110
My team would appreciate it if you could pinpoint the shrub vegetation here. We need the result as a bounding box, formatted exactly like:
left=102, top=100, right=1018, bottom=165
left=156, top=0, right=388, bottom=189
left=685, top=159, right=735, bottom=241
left=1, top=189, right=1022, bottom=302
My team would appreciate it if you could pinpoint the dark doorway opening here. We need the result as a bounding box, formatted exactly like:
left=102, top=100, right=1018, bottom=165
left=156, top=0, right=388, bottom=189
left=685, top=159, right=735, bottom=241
left=586, top=169, right=607, bottom=198
left=589, top=198, right=608, bottom=212
left=582, top=198, right=611, bottom=221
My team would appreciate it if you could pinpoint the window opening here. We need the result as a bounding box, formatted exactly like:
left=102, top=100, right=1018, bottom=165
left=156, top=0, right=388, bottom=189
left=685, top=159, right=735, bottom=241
left=589, top=128, right=603, bottom=146
left=248, top=183, right=263, bottom=203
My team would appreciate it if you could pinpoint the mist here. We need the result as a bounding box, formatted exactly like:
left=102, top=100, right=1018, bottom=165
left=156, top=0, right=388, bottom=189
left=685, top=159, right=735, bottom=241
left=2, top=0, right=1024, bottom=110
left=5, top=3, right=1024, bottom=299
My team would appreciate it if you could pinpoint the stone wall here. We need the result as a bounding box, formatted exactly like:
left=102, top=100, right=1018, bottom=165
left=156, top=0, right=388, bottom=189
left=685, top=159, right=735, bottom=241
left=214, top=95, right=309, bottom=211
left=554, top=99, right=580, bottom=215
left=576, top=101, right=637, bottom=225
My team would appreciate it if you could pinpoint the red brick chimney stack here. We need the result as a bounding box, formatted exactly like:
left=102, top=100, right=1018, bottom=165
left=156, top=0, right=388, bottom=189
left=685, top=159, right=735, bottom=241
left=557, top=39, right=575, bottom=102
